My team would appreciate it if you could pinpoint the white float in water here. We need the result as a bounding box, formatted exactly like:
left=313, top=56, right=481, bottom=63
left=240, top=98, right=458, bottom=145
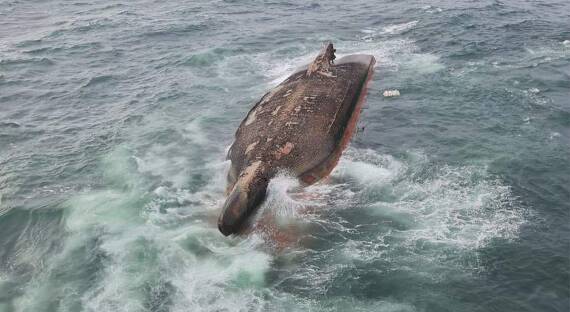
left=383, top=89, right=400, bottom=97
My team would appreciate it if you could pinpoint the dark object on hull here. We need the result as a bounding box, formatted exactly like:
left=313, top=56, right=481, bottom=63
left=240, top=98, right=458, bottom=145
left=218, top=43, right=376, bottom=236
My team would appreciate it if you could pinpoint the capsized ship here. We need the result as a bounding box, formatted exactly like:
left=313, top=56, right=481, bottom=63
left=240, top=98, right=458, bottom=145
left=219, top=43, right=376, bottom=236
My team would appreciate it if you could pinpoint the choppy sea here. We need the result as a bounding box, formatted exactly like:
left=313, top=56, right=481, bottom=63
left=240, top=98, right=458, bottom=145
left=1, top=0, right=569, bottom=311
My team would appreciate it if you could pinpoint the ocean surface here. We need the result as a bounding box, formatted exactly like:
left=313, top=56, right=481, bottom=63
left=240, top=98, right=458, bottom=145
left=1, top=0, right=569, bottom=311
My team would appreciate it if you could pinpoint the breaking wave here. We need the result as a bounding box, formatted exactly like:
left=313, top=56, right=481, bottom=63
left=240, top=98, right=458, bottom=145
left=12, top=140, right=526, bottom=311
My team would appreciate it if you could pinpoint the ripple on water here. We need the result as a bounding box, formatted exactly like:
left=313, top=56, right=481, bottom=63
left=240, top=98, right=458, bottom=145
left=10, top=135, right=527, bottom=311
left=2, top=0, right=567, bottom=310
left=250, top=148, right=526, bottom=300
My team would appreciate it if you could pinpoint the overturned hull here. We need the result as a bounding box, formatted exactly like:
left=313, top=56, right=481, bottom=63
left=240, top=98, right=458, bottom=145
left=219, top=43, right=376, bottom=236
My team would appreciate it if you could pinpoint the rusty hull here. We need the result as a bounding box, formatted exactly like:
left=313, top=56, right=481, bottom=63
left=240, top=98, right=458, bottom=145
left=218, top=44, right=376, bottom=236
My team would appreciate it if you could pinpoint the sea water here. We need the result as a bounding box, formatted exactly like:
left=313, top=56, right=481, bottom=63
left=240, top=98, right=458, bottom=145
left=0, top=0, right=569, bottom=311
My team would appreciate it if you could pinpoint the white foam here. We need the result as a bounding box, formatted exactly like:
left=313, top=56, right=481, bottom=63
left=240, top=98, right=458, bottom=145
left=549, top=132, right=561, bottom=140
left=359, top=21, right=419, bottom=43
left=342, top=38, right=444, bottom=75
left=115, top=154, right=272, bottom=310
left=257, top=52, right=316, bottom=87
left=389, top=166, right=522, bottom=249
left=61, top=161, right=271, bottom=312
left=335, top=158, right=399, bottom=186
left=524, top=45, right=570, bottom=67
left=171, top=235, right=271, bottom=312
left=334, top=148, right=405, bottom=183
left=332, top=148, right=525, bottom=269
left=65, top=190, right=142, bottom=232
left=522, top=87, right=549, bottom=107
left=184, top=117, right=209, bottom=145
left=401, top=53, right=445, bottom=74
left=245, top=30, right=445, bottom=93
left=16, top=141, right=528, bottom=312
left=382, top=21, right=419, bottom=34
left=133, top=144, right=192, bottom=188
left=262, top=173, right=303, bottom=218
left=423, top=5, right=443, bottom=13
